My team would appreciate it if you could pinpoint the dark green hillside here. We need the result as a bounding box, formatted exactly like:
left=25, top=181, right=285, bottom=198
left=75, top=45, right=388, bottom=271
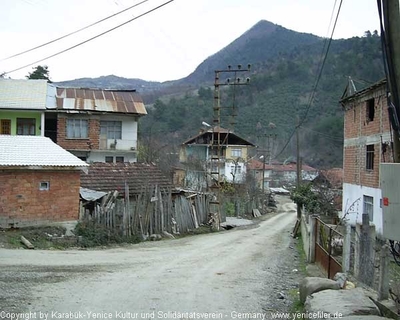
left=140, top=33, right=384, bottom=168
left=181, top=20, right=322, bottom=85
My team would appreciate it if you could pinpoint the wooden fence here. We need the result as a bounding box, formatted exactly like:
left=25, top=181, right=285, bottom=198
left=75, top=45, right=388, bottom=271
left=80, top=185, right=213, bottom=239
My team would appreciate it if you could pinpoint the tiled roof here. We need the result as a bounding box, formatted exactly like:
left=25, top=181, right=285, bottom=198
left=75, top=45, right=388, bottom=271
left=0, top=79, right=48, bottom=110
left=53, top=87, right=147, bottom=115
left=0, top=135, right=88, bottom=168
left=317, top=168, right=343, bottom=189
left=80, top=162, right=173, bottom=195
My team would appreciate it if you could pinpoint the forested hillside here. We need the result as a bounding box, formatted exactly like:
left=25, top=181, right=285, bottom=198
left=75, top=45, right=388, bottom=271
left=57, top=20, right=384, bottom=169
left=140, top=30, right=384, bottom=169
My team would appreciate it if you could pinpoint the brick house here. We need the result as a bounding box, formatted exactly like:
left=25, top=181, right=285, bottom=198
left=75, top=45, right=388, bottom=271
left=0, top=135, right=88, bottom=228
left=46, top=87, right=147, bottom=163
left=0, top=80, right=147, bottom=164
left=340, top=79, right=393, bottom=234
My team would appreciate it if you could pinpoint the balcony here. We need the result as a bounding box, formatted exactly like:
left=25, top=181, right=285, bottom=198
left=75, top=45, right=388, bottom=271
left=99, top=138, right=137, bottom=151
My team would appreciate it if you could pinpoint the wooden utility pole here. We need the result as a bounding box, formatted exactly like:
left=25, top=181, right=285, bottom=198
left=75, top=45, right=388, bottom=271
left=209, top=65, right=250, bottom=230
left=296, top=116, right=301, bottom=219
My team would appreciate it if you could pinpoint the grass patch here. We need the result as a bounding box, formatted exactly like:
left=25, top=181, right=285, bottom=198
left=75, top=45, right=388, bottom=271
left=74, top=222, right=142, bottom=247
left=295, top=234, right=307, bottom=274
left=289, top=234, right=308, bottom=314
left=0, top=226, right=71, bottom=249
left=289, top=288, right=304, bottom=313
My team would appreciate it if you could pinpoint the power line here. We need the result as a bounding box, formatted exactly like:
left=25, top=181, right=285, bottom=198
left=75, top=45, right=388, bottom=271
left=273, top=0, right=344, bottom=159
left=1, top=0, right=150, bottom=62
left=3, top=0, right=174, bottom=76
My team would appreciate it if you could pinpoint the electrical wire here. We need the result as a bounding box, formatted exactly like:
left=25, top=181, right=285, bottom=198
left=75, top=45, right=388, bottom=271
left=1, top=0, right=150, bottom=62
left=2, top=0, right=174, bottom=76
left=273, top=0, right=344, bottom=159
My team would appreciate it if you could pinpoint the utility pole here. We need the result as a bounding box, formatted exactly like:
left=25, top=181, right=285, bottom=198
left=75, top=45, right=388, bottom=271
left=209, top=64, right=250, bottom=230
left=296, top=116, right=302, bottom=219
left=383, top=0, right=400, bottom=163
left=257, top=123, right=277, bottom=212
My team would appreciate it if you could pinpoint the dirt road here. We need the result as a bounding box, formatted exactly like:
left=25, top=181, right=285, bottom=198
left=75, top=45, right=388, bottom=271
left=0, top=197, right=298, bottom=320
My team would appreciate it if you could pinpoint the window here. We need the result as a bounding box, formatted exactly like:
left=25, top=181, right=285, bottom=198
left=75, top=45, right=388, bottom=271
left=39, top=181, right=50, bottom=191
left=0, top=119, right=11, bottom=134
left=17, top=118, right=35, bottom=135
left=366, top=98, right=375, bottom=122
left=363, top=195, right=374, bottom=221
left=100, top=121, right=122, bottom=139
left=66, top=119, right=88, bottom=138
left=105, top=156, right=114, bottom=163
left=366, top=144, right=374, bottom=170
left=115, top=156, right=124, bottom=163
left=230, top=165, right=242, bottom=174
left=231, top=148, right=242, bottom=157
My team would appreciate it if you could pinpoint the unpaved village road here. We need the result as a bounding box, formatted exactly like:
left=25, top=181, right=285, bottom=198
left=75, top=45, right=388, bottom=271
left=0, top=198, right=299, bottom=320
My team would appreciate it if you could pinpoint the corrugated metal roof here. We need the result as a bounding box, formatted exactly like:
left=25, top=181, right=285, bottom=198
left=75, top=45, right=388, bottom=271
left=0, top=79, right=49, bottom=110
left=0, top=135, right=88, bottom=168
left=53, top=87, right=147, bottom=115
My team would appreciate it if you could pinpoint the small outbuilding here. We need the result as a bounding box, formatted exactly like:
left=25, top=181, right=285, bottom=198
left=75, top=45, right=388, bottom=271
left=0, top=135, right=88, bottom=228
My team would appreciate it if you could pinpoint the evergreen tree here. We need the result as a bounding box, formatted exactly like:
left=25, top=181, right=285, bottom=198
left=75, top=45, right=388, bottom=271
left=26, top=65, right=52, bottom=82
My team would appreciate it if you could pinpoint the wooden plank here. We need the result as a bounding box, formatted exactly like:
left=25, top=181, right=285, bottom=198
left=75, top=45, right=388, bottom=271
left=21, top=236, right=34, bottom=249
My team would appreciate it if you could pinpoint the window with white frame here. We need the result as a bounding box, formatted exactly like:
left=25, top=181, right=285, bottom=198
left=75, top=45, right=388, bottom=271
left=230, top=165, right=242, bottom=174
left=231, top=148, right=242, bottom=157
left=66, top=119, right=88, bottom=138
left=363, top=195, right=374, bottom=221
left=39, top=181, right=50, bottom=191
left=100, top=121, right=122, bottom=139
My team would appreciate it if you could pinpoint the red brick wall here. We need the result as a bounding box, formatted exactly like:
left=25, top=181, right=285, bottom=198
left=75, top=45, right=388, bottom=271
left=0, top=170, right=81, bottom=227
left=57, top=116, right=100, bottom=150
left=343, top=86, right=393, bottom=189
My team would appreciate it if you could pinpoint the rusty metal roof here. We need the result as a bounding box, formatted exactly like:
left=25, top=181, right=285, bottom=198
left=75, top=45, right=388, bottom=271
left=53, top=87, right=147, bottom=115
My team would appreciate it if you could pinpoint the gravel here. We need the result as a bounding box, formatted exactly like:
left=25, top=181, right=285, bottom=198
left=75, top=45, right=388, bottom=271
left=0, top=195, right=304, bottom=320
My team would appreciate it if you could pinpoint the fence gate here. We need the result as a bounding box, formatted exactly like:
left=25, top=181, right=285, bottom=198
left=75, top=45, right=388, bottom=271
left=314, top=218, right=343, bottom=279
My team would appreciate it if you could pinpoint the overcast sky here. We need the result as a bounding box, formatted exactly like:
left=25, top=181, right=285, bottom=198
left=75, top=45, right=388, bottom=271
left=0, top=0, right=381, bottom=82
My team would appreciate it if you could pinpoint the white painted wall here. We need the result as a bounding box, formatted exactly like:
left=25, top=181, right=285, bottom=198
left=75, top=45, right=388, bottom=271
left=223, top=161, right=246, bottom=183
left=341, top=182, right=383, bottom=235
left=87, top=151, right=137, bottom=163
